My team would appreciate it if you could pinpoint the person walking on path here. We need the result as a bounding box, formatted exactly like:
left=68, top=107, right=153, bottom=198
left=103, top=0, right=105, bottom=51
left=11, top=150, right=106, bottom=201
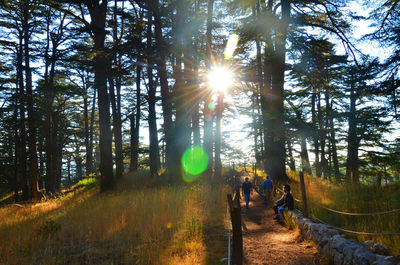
left=273, top=184, right=294, bottom=223
left=242, top=177, right=253, bottom=209
left=263, top=176, right=273, bottom=204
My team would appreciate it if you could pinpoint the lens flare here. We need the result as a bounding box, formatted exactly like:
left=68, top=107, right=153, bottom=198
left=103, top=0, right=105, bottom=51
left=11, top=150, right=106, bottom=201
left=181, top=146, right=209, bottom=180
left=224, top=33, right=239, bottom=59
left=207, top=67, right=233, bottom=93
left=208, top=101, right=216, bottom=111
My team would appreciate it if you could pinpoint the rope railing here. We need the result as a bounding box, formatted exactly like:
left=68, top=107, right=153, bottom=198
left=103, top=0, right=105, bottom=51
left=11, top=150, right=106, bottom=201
left=226, top=202, right=231, bottom=265
left=275, top=187, right=400, bottom=236
left=307, top=199, right=400, bottom=216
left=312, top=215, right=400, bottom=236
left=276, top=187, right=400, bottom=216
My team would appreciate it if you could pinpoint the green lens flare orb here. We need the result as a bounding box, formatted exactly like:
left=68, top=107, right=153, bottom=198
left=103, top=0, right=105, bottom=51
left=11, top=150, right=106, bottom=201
left=208, top=102, right=216, bottom=111
left=181, top=146, right=209, bottom=178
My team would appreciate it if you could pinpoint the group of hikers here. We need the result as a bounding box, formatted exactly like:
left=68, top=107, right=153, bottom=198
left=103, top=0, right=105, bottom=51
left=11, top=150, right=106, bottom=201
left=240, top=175, right=294, bottom=223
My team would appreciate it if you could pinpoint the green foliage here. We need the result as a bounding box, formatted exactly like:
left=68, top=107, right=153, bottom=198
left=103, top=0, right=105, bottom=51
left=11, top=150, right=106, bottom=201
left=75, top=177, right=98, bottom=189
left=288, top=171, right=400, bottom=255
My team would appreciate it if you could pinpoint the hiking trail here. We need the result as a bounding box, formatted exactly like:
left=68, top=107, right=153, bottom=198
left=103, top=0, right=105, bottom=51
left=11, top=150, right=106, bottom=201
left=240, top=191, right=326, bottom=265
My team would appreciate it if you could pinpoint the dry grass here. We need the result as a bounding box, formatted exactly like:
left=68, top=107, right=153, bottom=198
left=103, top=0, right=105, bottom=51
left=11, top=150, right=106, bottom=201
left=287, top=170, right=400, bottom=256
left=0, top=174, right=229, bottom=265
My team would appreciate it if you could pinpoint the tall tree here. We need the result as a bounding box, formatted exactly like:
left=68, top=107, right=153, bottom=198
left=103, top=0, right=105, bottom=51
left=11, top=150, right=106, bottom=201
left=21, top=0, right=41, bottom=200
left=86, top=0, right=115, bottom=191
left=146, top=7, right=161, bottom=176
left=204, top=0, right=215, bottom=178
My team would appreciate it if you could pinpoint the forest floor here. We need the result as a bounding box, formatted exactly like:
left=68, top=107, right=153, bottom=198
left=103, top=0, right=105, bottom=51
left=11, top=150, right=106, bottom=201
left=241, top=193, right=327, bottom=265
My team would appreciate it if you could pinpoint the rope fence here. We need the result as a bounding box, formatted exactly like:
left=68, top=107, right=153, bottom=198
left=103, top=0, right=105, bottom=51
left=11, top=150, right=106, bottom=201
left=275, top=187, right=400, bottom=236
left=226, top=202, right=231, bottom=265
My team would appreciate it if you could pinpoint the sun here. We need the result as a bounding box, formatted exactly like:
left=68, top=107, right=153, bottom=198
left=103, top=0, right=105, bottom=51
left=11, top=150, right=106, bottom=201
left=207, top=66, right=234, bottom=93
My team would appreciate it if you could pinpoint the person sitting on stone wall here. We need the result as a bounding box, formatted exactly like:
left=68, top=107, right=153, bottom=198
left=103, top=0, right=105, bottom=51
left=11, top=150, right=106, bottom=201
left=273, top=184, right=294, bottom=223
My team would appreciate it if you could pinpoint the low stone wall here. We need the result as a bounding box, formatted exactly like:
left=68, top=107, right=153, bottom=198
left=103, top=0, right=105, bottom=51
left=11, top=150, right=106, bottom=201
left=289, top=212, right=398, bottom=265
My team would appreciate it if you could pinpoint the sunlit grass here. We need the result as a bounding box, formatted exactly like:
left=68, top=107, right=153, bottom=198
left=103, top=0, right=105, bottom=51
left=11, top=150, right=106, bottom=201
left=0, top=173, right=229, bottom=265
left=286, top=170, right=400, bottom=256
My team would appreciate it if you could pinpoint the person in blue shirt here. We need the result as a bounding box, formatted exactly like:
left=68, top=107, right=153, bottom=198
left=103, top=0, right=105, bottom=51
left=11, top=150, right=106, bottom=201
left=273, top=184, right=294, bottom=223
left=241, top=177, right=253, bottom=209
left=263, top=176, right=273, bottom=204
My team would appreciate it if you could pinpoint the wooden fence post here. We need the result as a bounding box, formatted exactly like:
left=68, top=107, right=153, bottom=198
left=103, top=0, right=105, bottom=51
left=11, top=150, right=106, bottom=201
left=299, top=171, right=308, bottom=218
left=227, top=193, right=243, bottom=265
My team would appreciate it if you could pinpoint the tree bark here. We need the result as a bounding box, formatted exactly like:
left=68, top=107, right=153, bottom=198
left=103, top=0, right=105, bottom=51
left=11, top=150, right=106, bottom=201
left=300, top=136, right=312, bottom=175
left=204, top=0, right=215, bottom=178
left=268, top=0, right=290, bottom=183
left=107, top=63, right=124, bottom=179
left=261, top=0, right=274, bottom=177
left=317, top=93, right=327, bottom=179
left=23, top=6, right=41, bottom=200
left=87, top=1, right=114, bottom=191
left=55, top=126, right=63, bottom=191
left=173, top=0, right=191, bottom=180
left=16, top=37, right=29, bottom=201
left=130, top=64, right=141, bottom=172
left=287, top=138, right=296, bottom=171
left=44, top=36, right=58, bottom=194
left=326, top=92, right=340, bottom=181
left=147, top=10, right=161, bottom=176
left=152, top=0, right=174, bottom=175
left=84, top=76, right=90, bottom=176
left=311, top=88, right=321, bottom=178
left=88, top=88, right=96, bottom=174
left=346, top=74, right=359, bottom=185
left=215, top=93, right=223, bottom=179
left=13, top=82, right=20, bottom=202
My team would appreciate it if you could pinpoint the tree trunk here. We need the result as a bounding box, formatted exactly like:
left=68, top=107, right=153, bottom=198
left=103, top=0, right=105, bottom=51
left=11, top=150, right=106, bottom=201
left=108, top=3, right=125, bottom=179
left=287, top=138, right=296, bottom=171
left=84, top=79, right=90, bottom=176
left=261, top=1, right=274, bottom=178
left=254, top=3, right=263, bottom=168
left=67, top=159, right=71, bottom=186
left=23, top=8, right=41, bottom=200
left=151, top=0, right=174, bottom=176
left=87, top=1, right=114, bottom=191
left=317, top=93, right=327, bottom=179
left=215, top=93, right=223, bottom=179
left=88, top=88, right=96, bottom=174
left=173, top=0, right=191, bottom=180
left=55, top=115, right=62, bottom=191
left=346, top=75, right=359, bottom=185
left=38, top=127, right=44, bottom=190
left=130, top=65, right=141, bottom=172
left=300, top=136, right=312, bottom=175
left=17, top=38, right=29, bottom=201
left=311, top=89, right=321, bottom=178
left=327, top=94, right=340, bottom=182
left=107, top=63, right=124, bottom=179
left=204, top=0, right=215, bottom=178
left=75, top=156, right=83, bottom=181
left=147, top=10, right=161, bottom=176
left=13, top=85, right=20, bottom=202
left=190, top=42, right=201, bottom=146
left=44, top=46, right=58, bottom=195
left=268, top=0, right=290, bottom=183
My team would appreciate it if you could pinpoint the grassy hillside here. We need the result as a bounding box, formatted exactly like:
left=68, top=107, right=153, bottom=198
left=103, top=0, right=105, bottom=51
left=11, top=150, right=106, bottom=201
left=0, top=173, right=229, bottom=265
left=286, top=171, right=400, bottom=256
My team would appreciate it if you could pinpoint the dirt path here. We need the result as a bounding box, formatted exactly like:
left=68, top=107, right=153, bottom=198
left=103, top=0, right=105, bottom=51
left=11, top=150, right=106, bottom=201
left=241, top=193, right=326, bottom=265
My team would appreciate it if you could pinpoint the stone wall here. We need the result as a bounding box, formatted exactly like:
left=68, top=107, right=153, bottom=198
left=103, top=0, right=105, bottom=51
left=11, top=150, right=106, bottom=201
left=289, top=212, right=398, bottom=265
